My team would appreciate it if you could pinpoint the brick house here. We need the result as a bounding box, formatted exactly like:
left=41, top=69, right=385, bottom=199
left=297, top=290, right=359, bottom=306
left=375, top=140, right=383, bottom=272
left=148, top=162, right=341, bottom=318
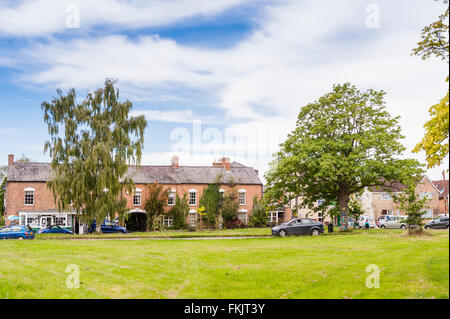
left=268, top=175, right=443, bottom=226
left=361, top=175, right=442, bottom=221
left=4, top=155, right=263, bottom=232
left=432, top=179, right=449, bottom=216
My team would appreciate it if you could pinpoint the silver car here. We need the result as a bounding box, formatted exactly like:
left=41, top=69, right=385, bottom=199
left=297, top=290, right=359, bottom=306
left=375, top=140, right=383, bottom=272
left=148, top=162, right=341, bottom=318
left=380, top=216, right=408, bottom=229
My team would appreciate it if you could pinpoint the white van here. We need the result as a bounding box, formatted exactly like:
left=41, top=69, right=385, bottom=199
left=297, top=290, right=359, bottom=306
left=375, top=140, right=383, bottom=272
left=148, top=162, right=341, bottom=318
left=359, top=216, right=376, bottom=228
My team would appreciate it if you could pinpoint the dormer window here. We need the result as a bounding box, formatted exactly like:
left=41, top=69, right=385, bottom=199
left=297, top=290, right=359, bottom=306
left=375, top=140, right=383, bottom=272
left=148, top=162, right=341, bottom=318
left=24, top=187, right=35, bottom=206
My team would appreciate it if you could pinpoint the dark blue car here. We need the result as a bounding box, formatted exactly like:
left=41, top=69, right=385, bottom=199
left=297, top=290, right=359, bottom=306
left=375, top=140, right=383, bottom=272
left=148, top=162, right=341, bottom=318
left=89, top=220, right=127, bottom=233
left=38, top=225, right=73, bottom=234
left=0, top=225, right=35, bottom=240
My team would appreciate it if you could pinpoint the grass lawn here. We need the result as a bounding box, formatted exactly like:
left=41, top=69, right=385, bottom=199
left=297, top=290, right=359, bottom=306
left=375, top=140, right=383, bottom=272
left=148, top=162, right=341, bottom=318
left=0, top=229, right=448, bottom=299
left=35, top=227, right=272, bottom=240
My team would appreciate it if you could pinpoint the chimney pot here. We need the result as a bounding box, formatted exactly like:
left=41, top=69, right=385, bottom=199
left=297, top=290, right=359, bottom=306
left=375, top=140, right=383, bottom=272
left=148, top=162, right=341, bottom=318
left=222, top=157, right=231, bottom=170
left=171, top=155, right=179, bottom=169
left=8, top=154, right=14, bottom=166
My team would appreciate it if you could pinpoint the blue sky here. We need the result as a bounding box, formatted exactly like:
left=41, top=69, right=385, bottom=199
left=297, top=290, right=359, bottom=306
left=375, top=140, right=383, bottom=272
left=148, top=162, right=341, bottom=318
left=0, top=0, right=448, bottom=181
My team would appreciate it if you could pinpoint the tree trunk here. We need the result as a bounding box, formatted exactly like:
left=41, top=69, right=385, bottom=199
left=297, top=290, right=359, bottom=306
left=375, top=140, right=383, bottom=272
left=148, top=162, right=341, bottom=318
left=338, top=193, right=350, bottom=231
left=96, top=224, right=102, bottom=233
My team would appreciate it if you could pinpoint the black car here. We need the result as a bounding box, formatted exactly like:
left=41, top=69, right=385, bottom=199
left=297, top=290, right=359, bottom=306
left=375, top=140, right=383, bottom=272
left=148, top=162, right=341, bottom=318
left=424, top=216, right=449, bottom=229
left=271, top=218, right=324, bottom=237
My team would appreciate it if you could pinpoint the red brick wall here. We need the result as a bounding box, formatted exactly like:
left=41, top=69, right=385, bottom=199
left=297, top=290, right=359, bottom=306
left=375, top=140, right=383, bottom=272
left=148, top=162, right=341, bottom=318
left=415, top=177, right=441, bottom=217
left=123, top=183, right=262, bottom=227
left=5, top=181, right=58, bottom=225
left=6, top=181, right=262, bottom=225
left=438, top=197, right=449, bottom=214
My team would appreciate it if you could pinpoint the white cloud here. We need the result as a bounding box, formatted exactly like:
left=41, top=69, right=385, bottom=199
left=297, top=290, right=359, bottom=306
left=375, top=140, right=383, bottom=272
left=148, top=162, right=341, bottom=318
left=0, top=0, right=252, bottom=36
left=1, top=0, right=449, bottom=180
left=132, top=109, right=203, bottom=124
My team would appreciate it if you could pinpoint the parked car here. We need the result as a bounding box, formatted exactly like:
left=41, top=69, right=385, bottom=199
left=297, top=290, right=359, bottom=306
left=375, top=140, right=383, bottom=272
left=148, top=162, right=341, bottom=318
left=0, top=225, right=35, bottom=240
left=424, top=216, right=449, bottom=230
left=38, top=225, right=73, bottom=234
left=271, top=218, right=324, bottom=237
left=380, top=216, right=408, bottom=229
left=377, top=215, right=395, bottom=228
left=89, top=220, right=127, bottom=234
left=358, top=216, right=376, bottom=229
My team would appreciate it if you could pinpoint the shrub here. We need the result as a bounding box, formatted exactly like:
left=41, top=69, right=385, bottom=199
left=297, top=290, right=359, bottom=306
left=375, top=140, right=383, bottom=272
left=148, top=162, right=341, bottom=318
left=225, top=219, right=245, bottom=229
left=220, top=183, right=239, bottom=228
left=393, top=180, right=429, bottom=235
left=167, top=194, right=189, bottom=230
left=144, top=182, right=169, bottom=230
left=250, top=196, right=267, bottom=227
left=199, top=183, right=221, bottom=228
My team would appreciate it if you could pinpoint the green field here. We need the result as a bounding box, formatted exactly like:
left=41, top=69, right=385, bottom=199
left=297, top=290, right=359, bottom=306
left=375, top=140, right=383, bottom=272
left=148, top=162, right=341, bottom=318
left=0, top=229, right=448, bottom=299
left=35, top=227, right=272, bottom=240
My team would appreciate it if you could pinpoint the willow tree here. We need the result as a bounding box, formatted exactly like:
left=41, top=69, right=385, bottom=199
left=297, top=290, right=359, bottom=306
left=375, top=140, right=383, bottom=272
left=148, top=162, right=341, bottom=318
left=42, top=79, right=147, bottom=231
left=264, top=83, right=423, bottom=230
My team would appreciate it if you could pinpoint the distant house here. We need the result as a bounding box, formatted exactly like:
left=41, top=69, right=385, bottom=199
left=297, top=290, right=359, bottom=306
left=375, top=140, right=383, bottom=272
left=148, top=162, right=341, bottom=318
left=432, top=179, right=449, bottom=215
left=267, top=175, right=444, bottom=226
left=361, top=175, right=441, bottom=220
left=4, top=155, right=263, bottom=232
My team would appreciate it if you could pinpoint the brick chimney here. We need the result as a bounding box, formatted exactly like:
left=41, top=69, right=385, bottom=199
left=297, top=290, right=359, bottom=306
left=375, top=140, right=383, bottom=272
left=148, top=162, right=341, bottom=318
left=213, top=157, right=231, bottom=171
left=171, top=155, right=179, bottom=170
left=8, top=154, right=14, bottom=166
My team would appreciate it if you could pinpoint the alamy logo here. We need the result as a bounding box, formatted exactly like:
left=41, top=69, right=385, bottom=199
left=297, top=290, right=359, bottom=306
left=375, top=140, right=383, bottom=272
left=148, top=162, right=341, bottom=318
left=365, top=264, right=380, bottom=288
left=66, top=2, right=80, bottom=29
left=66, top=264, right=80, bottom=289
left=365, top=4, right=380, bottom=29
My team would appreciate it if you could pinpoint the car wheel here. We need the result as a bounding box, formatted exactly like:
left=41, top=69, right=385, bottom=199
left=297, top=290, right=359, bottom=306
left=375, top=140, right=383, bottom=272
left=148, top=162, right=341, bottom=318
left=401, top=225, right=406, bottom=229
left=380, top=225, right=386, bottom=228
left=278, top=230, right=287, bottom=237
left=311, top=229, right=320, bottom=236
left=424, top=226, right=429, bottom=230
left=17, top=236, right=24, bottom=240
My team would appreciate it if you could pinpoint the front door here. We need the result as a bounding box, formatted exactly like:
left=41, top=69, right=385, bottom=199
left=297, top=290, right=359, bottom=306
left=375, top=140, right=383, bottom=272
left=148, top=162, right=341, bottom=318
left=40, top=216, right=52, bottom=229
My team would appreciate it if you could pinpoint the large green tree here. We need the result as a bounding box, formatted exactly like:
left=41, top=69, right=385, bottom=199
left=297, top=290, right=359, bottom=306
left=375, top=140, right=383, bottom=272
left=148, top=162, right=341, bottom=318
left=412, top=0, right=449, bottom=169
left=42, top=79, right=147, bottom=231
left=264, top=83, right=423, bottom=230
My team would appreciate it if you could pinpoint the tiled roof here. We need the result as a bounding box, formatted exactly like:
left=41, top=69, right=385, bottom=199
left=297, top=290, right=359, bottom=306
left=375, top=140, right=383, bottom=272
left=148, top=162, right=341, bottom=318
left=367, top=175, right=437, bottom=193
left=7, top=162, right=263, bottom=185
left=367, top=181, right=408, bottom=192
left=432, top=180, right=449, bottom=198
